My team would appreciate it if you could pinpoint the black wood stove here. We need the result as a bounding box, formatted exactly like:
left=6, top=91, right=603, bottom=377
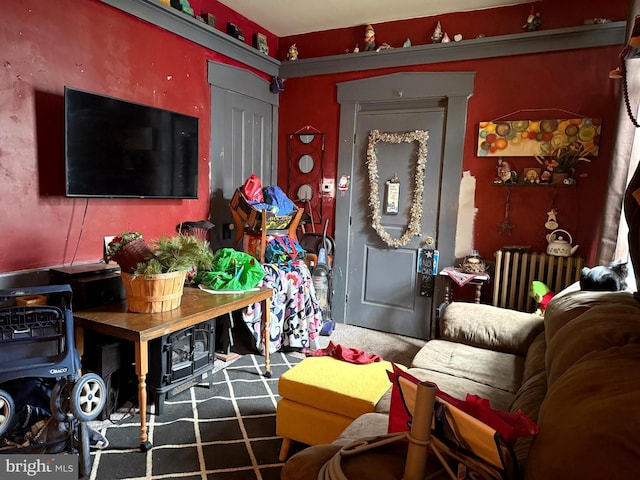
left=147, top=318, right=216, bottom=414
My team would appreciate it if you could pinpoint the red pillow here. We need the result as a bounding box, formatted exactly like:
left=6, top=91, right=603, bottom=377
left=385, top=364, right=538, bottom=443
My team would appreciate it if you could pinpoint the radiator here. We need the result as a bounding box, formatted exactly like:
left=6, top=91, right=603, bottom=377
left=492, top=250, right=584, bottom=312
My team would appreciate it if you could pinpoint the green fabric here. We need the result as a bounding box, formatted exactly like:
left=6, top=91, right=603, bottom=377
left=198, top=248, right=264, bottom=291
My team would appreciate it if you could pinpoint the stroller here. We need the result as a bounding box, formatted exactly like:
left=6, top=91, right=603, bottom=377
left=0, top=284, right=106, bottom=478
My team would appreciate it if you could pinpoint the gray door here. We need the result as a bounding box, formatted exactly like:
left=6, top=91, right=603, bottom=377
left=346, top=107, right=444, bottom=338
left=208, top=62, right=279, bottom=250
left=333, top=72, right=474, bottom=339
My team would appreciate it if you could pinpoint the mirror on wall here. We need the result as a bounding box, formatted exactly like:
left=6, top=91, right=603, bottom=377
left=287, top=129, right=326, bottom=233
left=297, top=184, right=314, bottom=202
left=298, top=154, right=315, bottom=174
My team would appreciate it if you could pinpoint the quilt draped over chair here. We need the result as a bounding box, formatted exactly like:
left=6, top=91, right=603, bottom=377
left=243, top=261, right=323, bottom=354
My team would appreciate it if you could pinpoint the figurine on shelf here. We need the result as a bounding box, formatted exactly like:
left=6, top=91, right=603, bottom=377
left=364, top=25, right=376, bottom=51
left=494, top=158, right=517, bottom=184
left=523, top=7, right=541, bottom=32
left=353, top=44, right=360, bottom=53
left=431, top=21, right=443, bottom=43
left=286, top=44, right=299, bottom=61
left=376, top=43, right=391, bottom=52
left=403, top=38, right=411, bottom=48
left=539, top=170, right=552, bottom=183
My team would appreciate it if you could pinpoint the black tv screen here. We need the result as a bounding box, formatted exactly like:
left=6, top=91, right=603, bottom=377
left=64, top=87, right=199, bottom=198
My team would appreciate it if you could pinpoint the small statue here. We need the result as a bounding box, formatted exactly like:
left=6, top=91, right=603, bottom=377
left=364, top=25, right=376, bottom=51
left=494, top=158, right=517, bottom=184
left=523, top=7, right=541, bottom=32
left=539, top=170, right=552, bottom=183
left=431, top=21, right=443, bottom=43
left=376, top=43, right=391, bottom=52
left=353, top=44, right=360, bottom=53
left=286, top=44, right=299, bottom=61
left=403, top=38, right=411, bottom=48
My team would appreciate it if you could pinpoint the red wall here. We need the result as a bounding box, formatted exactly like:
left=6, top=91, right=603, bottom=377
left=0, top=0, right=274, bottom=274
left=0, top=0, right=629, bottom=275
left=277, top=0, right=629, bottom=266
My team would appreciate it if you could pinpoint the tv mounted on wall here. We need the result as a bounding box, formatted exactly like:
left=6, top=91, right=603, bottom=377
left=64, top=87, right=199, bottom=199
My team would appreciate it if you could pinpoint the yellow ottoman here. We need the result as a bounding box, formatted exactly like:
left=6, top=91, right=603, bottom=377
left=276, top=356, right=397, bottom=460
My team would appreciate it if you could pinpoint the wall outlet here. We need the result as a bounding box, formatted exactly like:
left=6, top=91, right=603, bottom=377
left=321, top=178, right=335, bottom=195
left=103, top=235, right=115, bottom=262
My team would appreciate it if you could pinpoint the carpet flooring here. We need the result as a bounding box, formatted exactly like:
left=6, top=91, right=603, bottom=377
left=88, top=322, right=427, bottom=479
left=88, top=352, right=303, bottom=480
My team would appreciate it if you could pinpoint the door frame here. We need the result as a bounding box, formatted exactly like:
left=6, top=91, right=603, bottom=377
left=334, top=71, right=475, bottom=329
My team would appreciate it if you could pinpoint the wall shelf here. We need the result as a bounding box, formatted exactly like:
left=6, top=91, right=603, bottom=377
left=99, top=0, right=280, bottom=77
left=280, top=22, right=625, bottom=78
left=491, top=183, right=576, bottom=188
left=98, top=0, right=625, bottom=79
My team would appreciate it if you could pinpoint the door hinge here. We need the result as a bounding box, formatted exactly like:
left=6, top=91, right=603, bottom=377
left=353, top=133, right=357, bottom=144
left=345, top=293, right=348, bottom=303
left=349, top=216, right=352, bottom=226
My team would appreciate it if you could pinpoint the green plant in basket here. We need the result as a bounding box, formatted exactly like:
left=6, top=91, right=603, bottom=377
left=107, top=231, right=213, bottom=276
left=134, top=234, right=213, bottom=276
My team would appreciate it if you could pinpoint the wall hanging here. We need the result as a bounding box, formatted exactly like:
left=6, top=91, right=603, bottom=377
left=477, top=118, right=601, bottom=157
left=287, top=126, right=326, bottom=232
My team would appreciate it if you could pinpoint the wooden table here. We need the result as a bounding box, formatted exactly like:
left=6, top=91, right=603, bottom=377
left=73, top=286, right=272, bottom=451
left=439, top=268, right=490, bottom=304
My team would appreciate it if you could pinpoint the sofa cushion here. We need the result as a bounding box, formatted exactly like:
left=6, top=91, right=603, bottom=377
left=404, top=366, right=516, bottom=412
left=440, top=302, right=543, bottom=356
left=521, top=332, right=546, bottom=384
left=280, top=444, right=343, bottom=480
left=412, top=339, right=524, bottom=396
left=545, top=291, right=640, bottom=385
left=544, top=288, right=634, bottom=341
left=335, top=412, right=390, bottom=446
left=526, top=344, right=640, bottom=480
left=509, top=371, right=546, bottom=472
left=509, top=371, right=546, bottom=424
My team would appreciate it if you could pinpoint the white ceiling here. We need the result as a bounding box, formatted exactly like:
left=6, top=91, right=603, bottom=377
left=218, top=0, right=533, bottom=37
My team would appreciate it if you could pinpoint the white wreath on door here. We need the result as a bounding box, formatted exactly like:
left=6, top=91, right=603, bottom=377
left=366, top=129, right=429, bottom=248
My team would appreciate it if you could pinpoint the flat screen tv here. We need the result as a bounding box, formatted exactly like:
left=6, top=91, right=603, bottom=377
left=64, top=87, right=199, bottom=199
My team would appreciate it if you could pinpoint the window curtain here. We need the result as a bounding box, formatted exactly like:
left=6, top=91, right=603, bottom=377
left=599, top=2, right=640, bottom=277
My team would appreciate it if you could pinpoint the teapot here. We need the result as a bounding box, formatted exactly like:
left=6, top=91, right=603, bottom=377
left=546, top=229, right=579, bottom=257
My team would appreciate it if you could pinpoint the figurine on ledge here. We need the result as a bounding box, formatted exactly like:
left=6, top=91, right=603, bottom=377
left=493, top=158, right=517, bottom=184
left=364, top=24, right=376, bottom=51
left=286, top=44, right=299, bottom=61
left=523, top=7, right=541, bottom=32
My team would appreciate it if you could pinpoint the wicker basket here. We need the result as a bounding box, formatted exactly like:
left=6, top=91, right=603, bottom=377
left=121, top=271, right=186, bottom=313
left=111, top=238, right=154, bottom=274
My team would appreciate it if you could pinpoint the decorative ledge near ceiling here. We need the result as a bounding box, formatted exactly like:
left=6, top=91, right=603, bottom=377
left=101, top=0, right=625, bottom=79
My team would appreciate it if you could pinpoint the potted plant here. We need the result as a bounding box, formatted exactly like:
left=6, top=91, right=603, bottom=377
left=107, top=232, right=213, bottom=313
left=106, top=232, right=153, bottom=274
left=535, top=142, right=593, bottom=183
